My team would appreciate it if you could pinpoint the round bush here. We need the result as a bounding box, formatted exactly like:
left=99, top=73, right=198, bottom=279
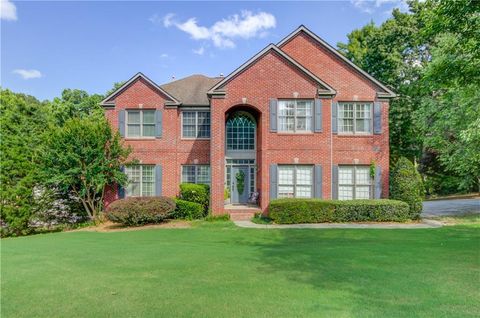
left=173, top=199, right=204, bottom=220
left=390, top=157, right=425, bottom=219
left=106, top=197, right=176, bottom=226
left=179, top=183, right=210, bottom=211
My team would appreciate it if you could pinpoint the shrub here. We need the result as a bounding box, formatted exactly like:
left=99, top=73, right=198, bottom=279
left=106, top=197, right=176, bottom=226
left=173, top=199, right=204, bottom=220
left=390, top=157, right=425, bottom=219
left=269, top=199, right=410, bottom=224
left=179, top=183, right=210, bottom=210
left=205, top=214, right=230, bottom=222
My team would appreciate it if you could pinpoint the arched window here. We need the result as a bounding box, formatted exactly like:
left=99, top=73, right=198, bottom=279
left=226, top=112, right=255, bottom=150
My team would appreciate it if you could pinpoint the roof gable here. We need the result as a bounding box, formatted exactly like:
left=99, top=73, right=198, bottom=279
left=100, top=72, right=181, bottom=107
left=208, top=44, right=336, bottom=96
left=278, top=25, right=395, bottom=98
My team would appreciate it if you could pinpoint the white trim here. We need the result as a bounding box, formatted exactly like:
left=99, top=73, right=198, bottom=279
left=277, top=25, right=396, bottom=98
left=337, top=102, right=373, bottom=135
left=277, top=99, right=314, bottom=133
left=125, top=109, right=156, bottom=139
left=180, top=110, right=211, bottom=140
left=125, top=165, right=156, bottom=197
left=100, top=72, right=181, bottom=106
left=277, top=165, right=314, bottom=199
left=337, top=165, right=372, bottom=200
left=208, top=44, right=336, bottom=95
left=181, top=165, right=211, bottom=185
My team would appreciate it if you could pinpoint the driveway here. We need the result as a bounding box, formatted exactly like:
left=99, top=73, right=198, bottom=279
left=422, top=198, right=480, bottom=217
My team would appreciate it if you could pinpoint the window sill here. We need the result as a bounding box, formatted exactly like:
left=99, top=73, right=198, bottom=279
left=336, top=133, right=374, bottom=137
left=124, top=137, right=157, bottom=141
left=276, top=132, right=314, bottom=136
left=180, top=138, right=211, bottom=141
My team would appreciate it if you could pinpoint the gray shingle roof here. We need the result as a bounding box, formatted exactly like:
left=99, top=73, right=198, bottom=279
left=161, top=74, right=222, bottom=106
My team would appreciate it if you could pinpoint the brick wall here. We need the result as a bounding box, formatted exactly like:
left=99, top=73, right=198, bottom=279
left=104, top=30, right=390, bottom=216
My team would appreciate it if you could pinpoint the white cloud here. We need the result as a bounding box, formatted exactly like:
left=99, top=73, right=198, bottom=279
left=351, top=0, right=408, bottom=14
left=160, top=53, right=169, bottom=58
left=1, top=0, right=17, bottom=21
left=12, top=69, right=42, bottom=79
left=193, top=47, right=205, bottom=55
left=159, top=10, right=276, bottom=49
left=162, top=13, right=175, bottom=27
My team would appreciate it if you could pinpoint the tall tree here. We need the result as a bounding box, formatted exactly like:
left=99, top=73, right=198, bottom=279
left=40, top=116, right=132, bottom=220
left=0, top=89, right=48, bottom=235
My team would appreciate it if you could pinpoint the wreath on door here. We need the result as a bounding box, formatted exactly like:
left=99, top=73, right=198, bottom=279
left=235, top=170, right=246, bottom=195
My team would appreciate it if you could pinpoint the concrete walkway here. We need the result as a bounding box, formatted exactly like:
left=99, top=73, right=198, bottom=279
left=422, top=198, right=479, bottom=217
left=234, top=219, right=443, bottom=229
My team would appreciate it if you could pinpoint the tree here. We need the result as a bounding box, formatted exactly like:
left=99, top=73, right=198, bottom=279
left=0, top=89, right=48, bottom=235
left=47, top=89, right=104, bottom=126
left=338, top=0, right=480, bottom=194
left=338, top=3, right=432, bottom=163
left=40, top=116, right=132, bottom=220
left=390, top=157, right=424, bottom=219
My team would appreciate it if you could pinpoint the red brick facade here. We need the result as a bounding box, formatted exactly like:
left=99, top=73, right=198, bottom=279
left=103, top=26, right=394, bottom=216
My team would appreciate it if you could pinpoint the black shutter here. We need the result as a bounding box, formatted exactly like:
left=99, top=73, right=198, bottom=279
left=332, top=102, right=338, bottom=134
left=155, top=110, right=163, bottom=138
left=269, top=164, right=278, bottom=200
left=314, top=165, right=322, bottom=198
left=118, top=165, right=125, bottom=198
left=332, top=165, right=339, bottom=199
left=314, top=99, right=322, bottom=132
left=269, top=99, right=278, bottom=132
left=118, top=110, right=126, bottom=137
left=155, top=165, right=162, bottom=196
left=374, top=166, right=382, bottom=199
left=373, top=102, right=382, bottom=134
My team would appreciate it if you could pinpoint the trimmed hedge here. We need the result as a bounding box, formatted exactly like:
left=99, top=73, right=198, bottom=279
left=179, top=183, right=210, bottom=211
left=173, top=199, right=204, bottom=220
left=269, top=199, right=410, bottom=224
left=106, top=197, right=176, bottom=226
left=390, top=157, right=425, bottom=220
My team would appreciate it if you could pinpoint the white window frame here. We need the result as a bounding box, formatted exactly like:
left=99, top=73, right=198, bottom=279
left=181, top=111, right=211, bottom=139
left=277, top=100, right=314, bottom=133
left=125, top=165, right=155, bottom=197
left=338, top=102, right=373, bottom=135
left=181, top=165, right=211, bottom=185
left=338, top=165, right=372, bottom=200
left=277, top=165, right=314, bottom=198
left=125, top=110, right=156, bottom=139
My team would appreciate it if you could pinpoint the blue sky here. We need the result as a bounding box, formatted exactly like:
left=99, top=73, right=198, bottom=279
left=1, top=0, right=408, bottom=101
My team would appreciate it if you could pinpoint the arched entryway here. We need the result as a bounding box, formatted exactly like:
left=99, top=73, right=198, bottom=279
left=225, top=109, right=259, bottom=206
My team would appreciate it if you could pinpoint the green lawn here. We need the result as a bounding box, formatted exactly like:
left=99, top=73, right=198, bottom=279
left=2, top=221, right=479, bottom=317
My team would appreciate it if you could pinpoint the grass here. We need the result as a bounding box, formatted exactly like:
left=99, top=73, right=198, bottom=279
left=2, top=221, right=479, bottom=317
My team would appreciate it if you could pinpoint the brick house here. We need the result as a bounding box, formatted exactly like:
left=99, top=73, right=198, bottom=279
left=101, top=25, right=395, bottom=218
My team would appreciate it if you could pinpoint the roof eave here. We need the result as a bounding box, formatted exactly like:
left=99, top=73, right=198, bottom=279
left=99, top=72, right=182, bottom=107
left=208, top=44, right=336, bottom=95
left=277, top=25, right=396, bottom=97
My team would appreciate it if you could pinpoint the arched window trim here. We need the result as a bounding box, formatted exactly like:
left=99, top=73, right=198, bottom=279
left=226, top=111, right=256, bottom=151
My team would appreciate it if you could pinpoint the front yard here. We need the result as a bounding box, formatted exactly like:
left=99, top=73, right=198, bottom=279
left=2, top=221, right=479, bottom=317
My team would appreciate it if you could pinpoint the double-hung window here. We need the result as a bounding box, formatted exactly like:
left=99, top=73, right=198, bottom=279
left=338, top=166, right=372, bottom=200
left=182, top=111, right=210, bottom=138
left=278, top=100, right=313, bottom=133
left=181, top=165, right=211, bottom=185
left=338, top=102, right=372, bottom=134
left=125, top=165, right=155, bottom=197
left=278, top=165, right=313, bottom=198
left=126, top=110, right=155, bottom=138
